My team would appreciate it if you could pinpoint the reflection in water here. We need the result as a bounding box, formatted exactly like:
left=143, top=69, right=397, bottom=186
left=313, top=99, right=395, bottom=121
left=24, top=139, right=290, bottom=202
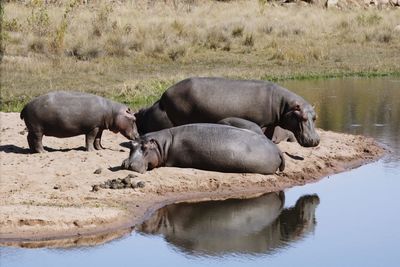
left=138, top=192, right=320, bottom=256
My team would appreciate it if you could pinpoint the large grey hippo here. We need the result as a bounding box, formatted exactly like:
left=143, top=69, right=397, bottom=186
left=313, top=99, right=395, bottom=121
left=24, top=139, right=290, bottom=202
left=20, top=91, right=139, bottom=153
left=122, top=124, right=285, bottom=174
left=135, top=77, right=319, bottom=147
left=138, top=193, right=320, bottom=256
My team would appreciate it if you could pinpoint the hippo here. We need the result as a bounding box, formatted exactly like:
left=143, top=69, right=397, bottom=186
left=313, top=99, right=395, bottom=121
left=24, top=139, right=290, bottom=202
left=138, top=193, right=320, bottom=256
left=135, top=77, right=319, bottom=147
left=271, top=126, right=296, bottom=144
left=217, top=117, right=264, bottom=135
left=218, top=118, right=296, bottom=145
left=135, top=100, right=173, bottom=135
left=122, top=124, right=285, bottom=174
left=20, top=91, right=139, bottom=153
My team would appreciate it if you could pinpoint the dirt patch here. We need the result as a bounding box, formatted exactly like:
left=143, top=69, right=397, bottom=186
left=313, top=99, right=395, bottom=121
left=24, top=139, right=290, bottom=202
left=0, top=112, right=385, bottom=247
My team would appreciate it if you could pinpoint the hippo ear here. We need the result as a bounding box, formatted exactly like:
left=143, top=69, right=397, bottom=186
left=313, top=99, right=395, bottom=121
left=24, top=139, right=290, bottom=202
left=130, top=140, right=141, bottom=150
left=142, top=139, right=157, bottom=150
left=289, top=102, right=306, bottom=120
left=292, top=103, right=301, bottom=111
left=124, top=108, right=136, bottom=120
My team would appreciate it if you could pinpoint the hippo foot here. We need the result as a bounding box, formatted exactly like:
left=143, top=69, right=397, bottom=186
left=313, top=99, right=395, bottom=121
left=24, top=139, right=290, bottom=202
left=31, top=148, right=46, bottom=153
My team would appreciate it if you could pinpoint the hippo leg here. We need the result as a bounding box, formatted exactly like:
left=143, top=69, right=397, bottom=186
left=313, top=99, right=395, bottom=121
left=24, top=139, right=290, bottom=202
left=94, top=130, right=105, bottom=150
left=85, top=128, right=100, bottom=151
left=27, top=131, right=45, bottom=153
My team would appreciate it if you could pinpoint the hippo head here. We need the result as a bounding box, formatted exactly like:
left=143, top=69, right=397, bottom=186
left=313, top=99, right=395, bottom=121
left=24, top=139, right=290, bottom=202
left=113, top=107, right=139, bottom=140
left=121, top=139, right=161, bottom=174
left=280, top=101, right=320, bottom=147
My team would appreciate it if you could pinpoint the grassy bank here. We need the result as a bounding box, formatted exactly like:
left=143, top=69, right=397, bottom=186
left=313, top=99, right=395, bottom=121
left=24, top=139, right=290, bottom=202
left=1, top=0, right=400, bottom=112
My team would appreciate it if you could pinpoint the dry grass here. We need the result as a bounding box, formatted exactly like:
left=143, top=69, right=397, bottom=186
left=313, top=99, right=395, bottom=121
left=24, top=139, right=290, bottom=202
left=1, top=0, right=400, bottom=111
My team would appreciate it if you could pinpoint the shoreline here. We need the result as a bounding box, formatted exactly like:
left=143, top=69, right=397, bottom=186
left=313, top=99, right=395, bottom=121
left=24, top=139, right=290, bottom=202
left=0, top=112, right=386, bottom=247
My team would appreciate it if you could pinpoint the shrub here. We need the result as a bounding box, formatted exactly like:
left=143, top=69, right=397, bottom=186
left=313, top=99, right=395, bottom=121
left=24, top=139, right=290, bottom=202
left=92, top=4, right=113, bottom=37
left=232, top=26, right=244, bottom=37
left=29, top=37, right=46, bottom=53
left=168, top=44, right=186, bottom=61
left=4, top=18, right=23, bottom=32
left=27, top=2, right=50, bottom=37
left=206, top=28, right=231, bottom=50
left=243, top=33, right=254, bottom=47
left=356, top=13, right=382, bottom=27
left=50, top=0, right=79, bottom=54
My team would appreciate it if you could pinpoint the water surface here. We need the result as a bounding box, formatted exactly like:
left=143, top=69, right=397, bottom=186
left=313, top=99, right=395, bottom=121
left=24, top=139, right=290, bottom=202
left=1, top=77, right=399, bottom=267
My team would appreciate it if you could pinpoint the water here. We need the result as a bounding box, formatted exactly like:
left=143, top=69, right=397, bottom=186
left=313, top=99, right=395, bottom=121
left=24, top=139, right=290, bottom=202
left=1, top=77, right=399, bottom=267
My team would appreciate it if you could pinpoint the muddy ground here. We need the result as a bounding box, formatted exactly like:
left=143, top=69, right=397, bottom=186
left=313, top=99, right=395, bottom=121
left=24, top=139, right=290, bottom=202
left=0, top=112, right=385, bottom=247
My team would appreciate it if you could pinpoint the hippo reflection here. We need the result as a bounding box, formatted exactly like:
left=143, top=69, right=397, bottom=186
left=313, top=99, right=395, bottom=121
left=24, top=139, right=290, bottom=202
left=137, top=192, right=320, bottom=256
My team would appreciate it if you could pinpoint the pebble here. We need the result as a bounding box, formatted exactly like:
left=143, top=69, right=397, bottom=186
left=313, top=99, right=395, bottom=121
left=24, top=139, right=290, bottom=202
left=137, top=181, right=145, bottom=188
left=91, top=185, right=100, bottom=192
left=94, top=168, right=102, bottom=174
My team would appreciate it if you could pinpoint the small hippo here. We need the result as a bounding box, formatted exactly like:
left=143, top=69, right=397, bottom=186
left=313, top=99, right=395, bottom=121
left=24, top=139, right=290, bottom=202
left=271, top=126, right=296, bottom=144
left=122, top=124, right=285, bottom=174
left=217, top=117, right=264, bottom=135
left=20, top=91, right=139, bottom=153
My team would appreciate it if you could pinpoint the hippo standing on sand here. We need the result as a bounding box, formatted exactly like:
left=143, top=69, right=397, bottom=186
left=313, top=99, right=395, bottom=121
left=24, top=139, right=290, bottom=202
left=122, top=124, right=285, bottom=174
left=20, top=91, right=139, bottom=153
left=135, top=77, right=319, bottom=147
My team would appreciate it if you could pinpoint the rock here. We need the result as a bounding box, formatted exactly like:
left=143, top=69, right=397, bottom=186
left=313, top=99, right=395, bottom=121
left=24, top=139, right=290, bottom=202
left=93, top=168, right=102, bottom=174
left=91, top=185, right=100, bottom=192
left=394, top=25, right=400, bottom=33
left=111, top=182, right=119, bottom=189
left=136, top=181, right=145, bottom=188
left=122, top=177, right=132, bottom=186
left=326, top=0, right=338, bottom=7
left=53, top=185, right=60, bottom=190
left=126, top=174, right=137, bottom=179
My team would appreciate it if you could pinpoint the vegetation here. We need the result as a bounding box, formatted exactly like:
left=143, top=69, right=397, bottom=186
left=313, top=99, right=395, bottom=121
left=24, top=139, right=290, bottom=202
left=1, top=0, right=400, bottom=111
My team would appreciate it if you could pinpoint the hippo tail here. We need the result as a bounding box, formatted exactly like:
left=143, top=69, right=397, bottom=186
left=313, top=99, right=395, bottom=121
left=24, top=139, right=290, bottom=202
left=278, top=150, right=285, bottom=172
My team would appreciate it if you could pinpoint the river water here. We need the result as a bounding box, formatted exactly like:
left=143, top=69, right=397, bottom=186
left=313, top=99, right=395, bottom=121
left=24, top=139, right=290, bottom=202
left=1, top=77, right=399, bottom=267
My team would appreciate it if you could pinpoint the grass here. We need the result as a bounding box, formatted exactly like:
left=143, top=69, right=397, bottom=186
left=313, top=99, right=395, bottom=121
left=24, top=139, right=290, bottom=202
left=1, top=0, right=400, bottom=112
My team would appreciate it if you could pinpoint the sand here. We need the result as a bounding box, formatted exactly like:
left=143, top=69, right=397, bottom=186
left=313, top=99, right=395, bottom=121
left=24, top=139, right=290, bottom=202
left=0, top=112, right=385, bottom=247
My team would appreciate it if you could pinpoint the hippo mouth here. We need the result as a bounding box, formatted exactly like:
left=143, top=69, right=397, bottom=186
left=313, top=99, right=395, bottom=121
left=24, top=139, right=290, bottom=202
left=294, top=123, right=320, bottom=148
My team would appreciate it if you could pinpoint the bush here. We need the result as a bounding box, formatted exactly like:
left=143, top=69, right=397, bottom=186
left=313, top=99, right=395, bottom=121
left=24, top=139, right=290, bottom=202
left=27, top=3, right=50, bottom=37
left=356, top=13, right=382, bottom=27
left=243, top=34, right=254, bottom=47
left=232, top=26, right=244, bottom=37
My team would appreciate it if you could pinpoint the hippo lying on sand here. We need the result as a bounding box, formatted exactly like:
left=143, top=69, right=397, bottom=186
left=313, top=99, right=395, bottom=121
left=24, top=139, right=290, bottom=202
left=217, top=117, right=265, bottom=135
left=122, top=124, right=285, bottom=174
left=271, top=126, right=296, bottom=144
left=217, top=117, right=296, bottom=145
left=20, top=91, right=139, bottom=153
left=135, top=77, right=319, bottom=147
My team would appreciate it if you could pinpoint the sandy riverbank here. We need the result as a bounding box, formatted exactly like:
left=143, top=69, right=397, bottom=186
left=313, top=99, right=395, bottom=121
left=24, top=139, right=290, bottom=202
left=0, top=112, right=385, bottom=247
